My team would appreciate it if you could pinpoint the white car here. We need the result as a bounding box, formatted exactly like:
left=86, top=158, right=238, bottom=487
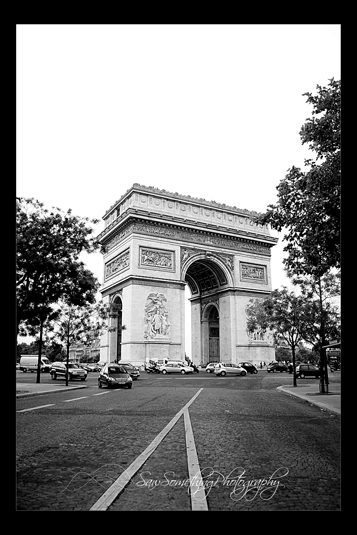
left=205, top=362, right=220, bottom=373
left=160, top=362, right=193, bottom=374
left=214, top=362, right=247, bottom=377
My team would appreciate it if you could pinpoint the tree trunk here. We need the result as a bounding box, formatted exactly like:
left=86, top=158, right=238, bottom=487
left=318, top=277, right=329, bottom=394
left=65, top=340, right=70, bottom=386
left=36, top=317, right=44, bottom=384
left=291, top=343, right=297, bottom=387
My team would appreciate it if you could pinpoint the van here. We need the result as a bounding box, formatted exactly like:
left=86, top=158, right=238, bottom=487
left=19, top=355, right=51, bottom=373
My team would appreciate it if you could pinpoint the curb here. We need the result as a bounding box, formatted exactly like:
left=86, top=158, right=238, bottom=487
left=16, top=384, right=88, bottom=399
left=277, top=386, right=341, bottom=415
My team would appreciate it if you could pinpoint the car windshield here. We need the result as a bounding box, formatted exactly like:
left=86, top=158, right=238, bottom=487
left=108, top=366, right=126, bottom=374
left=68, top=363, right=79, bottom=368
left=121, top=364, right=134, bottom=369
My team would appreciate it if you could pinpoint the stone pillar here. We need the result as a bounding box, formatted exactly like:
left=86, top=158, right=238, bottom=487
left=190, top=300, right=202, bottom=365
left=108, top=313, right=118, bottom=363
left=219, top=293, right=236, bottom=361
left=201, top=318, right=210, bottom=365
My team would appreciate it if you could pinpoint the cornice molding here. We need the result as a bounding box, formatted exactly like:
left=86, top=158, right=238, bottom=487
left=103, top=183, right=265, bottom=220
left=97, top=210, right=277, bottom=250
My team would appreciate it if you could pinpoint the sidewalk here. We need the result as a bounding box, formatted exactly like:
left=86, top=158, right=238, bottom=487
left=277, top=383, right=340, bottom=415
left=16, top=382, right=88, bottom=398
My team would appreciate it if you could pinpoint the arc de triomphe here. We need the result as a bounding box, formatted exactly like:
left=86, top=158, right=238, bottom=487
left=97, top=184, right=278, bottom=367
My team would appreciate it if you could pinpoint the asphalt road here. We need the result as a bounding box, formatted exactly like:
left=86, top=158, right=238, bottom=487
left=16, top=370, right=341, bottom=511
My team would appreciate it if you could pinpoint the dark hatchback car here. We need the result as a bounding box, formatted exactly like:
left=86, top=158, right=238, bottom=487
left=238, top=361, right=258, bottom=374
left=296, top=363, right=320, bottom=378
left=98, top=364, right=133, bottom=389
left=119, top=362, right=140, bottom=380
left=267, top=362, right=288, bottom=373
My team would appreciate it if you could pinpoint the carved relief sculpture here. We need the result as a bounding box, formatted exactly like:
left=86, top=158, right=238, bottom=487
left=144, top=293, right=171, bottom=339
left=105, top=249, right=130, bottom=280
left=240, top=262, right=267, bottom=283
left=140, top=247, right=174, bottom=271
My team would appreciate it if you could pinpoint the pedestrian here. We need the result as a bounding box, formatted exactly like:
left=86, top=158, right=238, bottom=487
left=260, top=362, right=262, bottom=369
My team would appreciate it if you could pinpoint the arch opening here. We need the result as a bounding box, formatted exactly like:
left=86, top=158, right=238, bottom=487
left=111, top=295, right=123, bottom=362
left=183, top=257, right=228, bottom=365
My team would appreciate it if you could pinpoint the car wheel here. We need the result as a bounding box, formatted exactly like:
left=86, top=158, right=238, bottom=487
left=127, top=384, right=132, bottom=389
left=220, top=371, right=226, bottom=376
left=162, top=369, right=167, bottom=374
left=81, top=378, right=86, bottom=381
left=98, top=380, right=102, bottom=388
left=22, top=368, right=27, bottom=373
left=240, top=371, right=247, bottom=376
left=181, top=369, right=186, bottom=374
left=300, top=373, right=305, bottom=378
left=206, top=369, right=211, bottom=373
left=51, top=372, right=57, bottom=380
left=253, top=370, right=258, bottom=374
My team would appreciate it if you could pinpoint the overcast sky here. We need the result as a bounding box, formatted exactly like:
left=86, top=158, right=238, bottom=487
left=17, top=24, right=340, bottom=351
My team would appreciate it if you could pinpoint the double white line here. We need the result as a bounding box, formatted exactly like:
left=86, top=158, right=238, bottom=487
left=90, top=388, right=208, bottom=511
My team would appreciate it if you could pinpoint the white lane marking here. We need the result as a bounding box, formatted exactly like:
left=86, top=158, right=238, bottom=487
left=184, top=408, right=208, bottom=510
left=90, top=388, right=204, bottom=511
left=93, top=392, right=111, bottom=396
left=63, top=396, right=88, bottom=402
left=17, top=404, right=55, bottom=412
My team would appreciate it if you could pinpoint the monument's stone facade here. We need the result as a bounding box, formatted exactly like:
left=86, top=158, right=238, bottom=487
left=96, top=184, right=278, bottom=367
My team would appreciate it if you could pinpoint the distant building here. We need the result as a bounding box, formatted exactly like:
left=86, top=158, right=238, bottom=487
left=69, top=338, right=100, bottom=363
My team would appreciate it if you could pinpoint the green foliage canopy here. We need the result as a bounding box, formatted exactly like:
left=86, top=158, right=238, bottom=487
left=16, top=198, right=101, bottom=337
left=256, top=79, right=340, bottom=278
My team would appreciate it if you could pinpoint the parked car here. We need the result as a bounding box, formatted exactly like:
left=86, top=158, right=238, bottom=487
left=50, top=361, right=87, bottom=381
left=296, top=363, right=320, bottom=378
left=98, top=363, right=133, bottom=389
left=214, top=363, right=247, bottom=377
left=238, top=361, right=258, bottom=374
left=267, top=362, right=288, bottom=373
left=160, top=362, right=193, bottom=374
left=205, top=362, right=220, bottom=373
left=19, top=355, right=51, bottom=373
left=86, top=363, right=101, bottom=372
left=119, top=362, right=140, bottom=380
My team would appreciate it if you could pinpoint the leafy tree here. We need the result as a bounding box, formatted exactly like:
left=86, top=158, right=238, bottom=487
left=246, top=271, right=340, bottom=390
left=296, top=346, right=318, bottom=366
left=254, top=79, right=340, bottom=393
left=246, top=289, right=305, bottom=386
left=275, top=346, right=292, bottom=363
left=292, top=270, right=341, bottom=389
left=17, top=340, right=66, bottom=363
left=256, top=78, right=340, bottom=278
left=16, top=198, right=100, bottom=382
left=46, top=300, right=111, bottom=386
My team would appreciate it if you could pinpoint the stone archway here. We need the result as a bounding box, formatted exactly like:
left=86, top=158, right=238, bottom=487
left=97, top=184, right=278, bottom=367
left=207, top=305, right=220, bottom=363
left=108, top=294, right=123, bottom=363
left=182, top=253, right=232, bottom=366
